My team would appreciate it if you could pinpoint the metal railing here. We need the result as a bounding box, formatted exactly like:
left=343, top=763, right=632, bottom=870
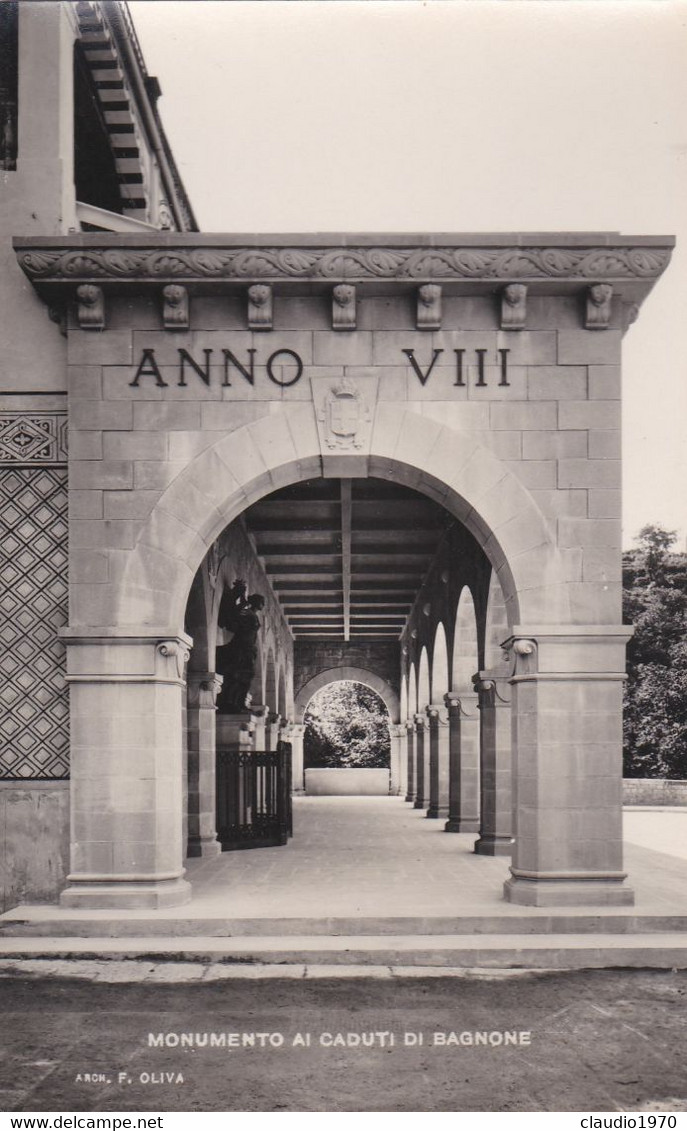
left=216, top=740, right=292, bottom=851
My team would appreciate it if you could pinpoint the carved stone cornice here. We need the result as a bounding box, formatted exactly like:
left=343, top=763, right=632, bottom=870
left=13, top=236, right=674, bottom=297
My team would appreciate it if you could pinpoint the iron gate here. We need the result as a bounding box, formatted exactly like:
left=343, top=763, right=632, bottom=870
left=216, top=740, right=292, bottom=851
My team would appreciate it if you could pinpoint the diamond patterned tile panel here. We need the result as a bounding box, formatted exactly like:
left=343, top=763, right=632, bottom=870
left=0, top=413, right=68, bottom=465
left=0, top=466, right=69, bottom=778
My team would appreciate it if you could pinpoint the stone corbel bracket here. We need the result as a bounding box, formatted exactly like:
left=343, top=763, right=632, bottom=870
left=76, top=284, right=104, bottom=330
left=585, top=283, right=613, bottom=329
left=332, top=284, right=356, bottom=330
left=162, top=284, right=189, bottom=330
left=500, top=283, right=527, bottom=330
left=417, top=284, right=441, bottom=329
left=248, top=284, right=273, bottom=330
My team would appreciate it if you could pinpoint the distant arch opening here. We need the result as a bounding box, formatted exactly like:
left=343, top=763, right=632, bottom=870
left=304, top=681, right=391, bottom=770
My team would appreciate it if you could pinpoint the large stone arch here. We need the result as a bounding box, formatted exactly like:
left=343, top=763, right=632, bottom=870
left=294, top=666, right=400, bottom=724
left=103, top=403, right=569, bottom=634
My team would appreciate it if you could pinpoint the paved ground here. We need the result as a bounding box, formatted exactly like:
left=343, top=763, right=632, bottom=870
left=1, top=965, right=686, bottom=1112
left=6, top=800, right=687, bottom=929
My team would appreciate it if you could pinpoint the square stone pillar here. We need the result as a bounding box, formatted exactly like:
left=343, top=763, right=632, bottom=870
left=404, top=720, right=416, bottom=803
left=426, top=704, right=450, bottom=819
left=216, top=712, right=253, bottom=749
left=186, top=671, right=223, bottom=859
left=412, top=713, right=428, bottom=809
left=503, top=627, right=634, bottom=907
left=473, top=672, right=514, bottom=856
left=389, top=724, right=405, bottom=795
left=289, top=724, right=305, bottom=793
left=444, top=692, right=481, bottom=833
left=249, top=704, right=269, bottom=752
left=59, top=631, right=193, bottom=909
left=266, top=713, right=282, bottom=752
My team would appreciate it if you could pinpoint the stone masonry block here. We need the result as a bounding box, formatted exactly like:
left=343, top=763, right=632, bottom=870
left=103, top=431, right=168, bottom=461
left=131, top=330, right=251, bottom=367
left=467, top=365, right=527, bottom=400
left=70, top=400, right=133, bottom=431
left=588, top=431, right=621, bottom=459
left=588, top=366, right=621, bottom=400
left=70, top=460, right=134, bottom=490
left=588, top=490, right=621, bottom=519
left=559, top=400, right=619, bottom=430
left=273, top=295, right=331, bottom=331
left=70, top=490, right=103, bottom=519
left=104, top=490, right=161, bottom=521
left=247, top=413, right=298, bottom=475
left=189, top=296, right=245, bottom=330
left=530, top=489, right=587, bottom=519
left=504, top=460, right=556, bottom=489
left=558, top=459, right=620, bottom=489
left=557, top=329, right=622, bottom=366
left=70, top=549, right=109, bottom=583
left=581, top=547, right=622, bottom=583
left=133, top=460, right=187, bottom=491
left=313, top=332, right=372, bottom=366
left=104, top=366, right=164, bottom=401
left=200, top=402, right=271, bottom=431
left=68, top=330, right=133, bottom=367
left=558, top=517, right=621, bottom=549
left=416, top=402, right=490, bottom=432
left=402, top=365, right=467, bottom=401
left=133, top=402, right=201, bottom=431
left=167, top=431, right=220, bottom=462
left=357, top=295, right=416, bottom=331
left=472, top=430, right=522, bottom=460
left=496, top=331, right=557, bottom=365
left=107, top=295, right=161, bottom=331
left=138, top=507, right=207, bottom=566
left=68, top=431, right=103, bottom=460
left=522, top=431, right=587, bottom=460
left=71, top=519, right=137, bottom=550
left=490, top=402, right=557, bottom=430
left=527, top=366, right=587, bottom=401
left=68, top=366, right=103, bottom=400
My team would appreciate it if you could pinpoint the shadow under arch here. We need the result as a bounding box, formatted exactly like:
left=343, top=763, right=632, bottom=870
left=109, top=403, right=570, bottom=633
left=295, top=666, right=400, bottom=725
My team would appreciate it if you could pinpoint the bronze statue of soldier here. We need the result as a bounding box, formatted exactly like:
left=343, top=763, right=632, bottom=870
left=215, top=579, right=265, bottom=714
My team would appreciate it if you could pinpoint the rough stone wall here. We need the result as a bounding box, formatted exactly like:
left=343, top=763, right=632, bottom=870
left=294, top=640, right=399, bottom=705
left=0, top=783, right=69, bottom=910
left=623, top=780, right=687, bottom=806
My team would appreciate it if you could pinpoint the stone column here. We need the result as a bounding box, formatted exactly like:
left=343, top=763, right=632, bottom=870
left=473, top=672, right=514, bottom=856
left=266, top=712, right=282, bottom=752
left=503, top=627, right=634, bottom=907
left=289, top=724, right=306, bottom=793
left=444, top=692, right=481, bottom=833
left=404, top=720, right=416, bottom=803
left=426, top=703, right=450, bottom=819
left=413, top=712, right=428, bottom=810
left=389, top=724, right=405, bottom=795
left=249, top=704, right=269, bottom=752
left=59, top=631, right=193, bottom=910
left=186, top=671, right=223, bottom=859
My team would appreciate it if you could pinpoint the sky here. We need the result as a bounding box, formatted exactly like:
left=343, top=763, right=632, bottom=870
left=128, top=0, right=687, bottom=549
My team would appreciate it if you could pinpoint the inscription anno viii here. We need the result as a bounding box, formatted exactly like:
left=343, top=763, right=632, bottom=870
left=129, top=347, right=511, bottom=389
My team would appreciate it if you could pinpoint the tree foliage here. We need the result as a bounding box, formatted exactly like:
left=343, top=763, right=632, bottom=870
left=304, top=681, right=391, bottom=769
left=623, top=525, right=687, bottom=778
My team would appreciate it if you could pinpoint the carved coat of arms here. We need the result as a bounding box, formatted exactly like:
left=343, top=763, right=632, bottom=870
left=318, top=378, right=371, bottom=449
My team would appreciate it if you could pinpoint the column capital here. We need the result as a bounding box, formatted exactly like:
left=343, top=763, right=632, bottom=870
left=187, top=671, right=223, bottom=709
left=444, top=691, right=462, bottom=714
left=501, top=625, right=634, bottom=682
left=289, top=724, right=306, bottom=739
left=473, top=670, right=512, bottom=707
left=426, top=703, right=449, bottom=727
left=414, top=711, right=429, bottom=730
left=59, top=629, right=194, bottom=687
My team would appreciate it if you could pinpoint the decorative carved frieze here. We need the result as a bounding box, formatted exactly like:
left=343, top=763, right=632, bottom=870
left=248, top=284, right=273, bottom=330
left=585, top=283, right=613, bottom=329
left=416, top=284, right=441, bottom=329
left=16, top=243, right=673, bottom=284
left=500, top=283, right=527, bottom=330
left=76, top=284, right=104, bottom=329
left=0, top=413, right=67, bottom=465
left=332, top=284, right=356, bottom=330
left=162, top=284, right=189, bottom=329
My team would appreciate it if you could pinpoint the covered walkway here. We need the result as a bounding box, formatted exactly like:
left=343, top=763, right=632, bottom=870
left=4, top=797, right=687, bottom=930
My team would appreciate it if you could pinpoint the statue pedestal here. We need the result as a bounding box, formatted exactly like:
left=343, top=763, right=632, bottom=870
left=216, top=713, right=253, bottom=749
